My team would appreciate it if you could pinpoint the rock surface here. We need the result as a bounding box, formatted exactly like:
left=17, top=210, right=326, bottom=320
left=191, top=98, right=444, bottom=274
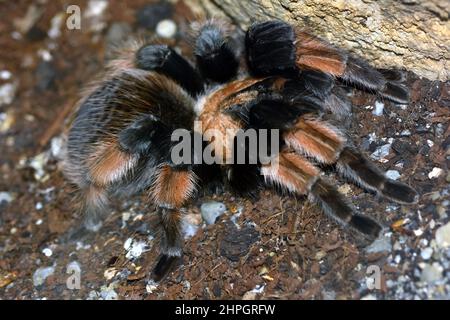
left=186, top=0, right=449, bottom=81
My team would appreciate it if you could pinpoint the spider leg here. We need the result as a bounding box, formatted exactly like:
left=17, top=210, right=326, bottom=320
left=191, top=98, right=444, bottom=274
left=149, top=165, right=198, bottom=281
left=336, top=146, right=418, bottom=204
left=323, top=85, right=352, bottom=123
left=284, top=116, right=346, bottom=164
left=248, top=98, right=323, bottom=131
left=283, top=116, right=418, bottom=204
left=135, top=44, right=204, bottom=96
left=246, top=20, right=409, bottom=104
left=261, top=150, right=382, bottom=238
left=70, top=141, right=139, bottom=232
left=192, top=19, right=240, bottom=83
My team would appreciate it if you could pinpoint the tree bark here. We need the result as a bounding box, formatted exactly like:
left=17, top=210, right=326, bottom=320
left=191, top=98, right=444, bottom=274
left=186, top=0, right=449, bottom=81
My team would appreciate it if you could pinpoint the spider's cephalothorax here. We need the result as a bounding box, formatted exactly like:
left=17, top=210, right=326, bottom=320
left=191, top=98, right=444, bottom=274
left=63, top=19, right=418, bottom=281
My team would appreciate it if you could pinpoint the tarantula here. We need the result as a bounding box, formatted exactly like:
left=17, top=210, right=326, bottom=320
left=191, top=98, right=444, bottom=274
left=63, top=19, right=418, bottom=281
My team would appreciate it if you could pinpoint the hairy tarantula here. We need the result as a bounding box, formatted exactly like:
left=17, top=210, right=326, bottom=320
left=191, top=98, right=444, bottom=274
left=63, top=19, right=418, bottom=281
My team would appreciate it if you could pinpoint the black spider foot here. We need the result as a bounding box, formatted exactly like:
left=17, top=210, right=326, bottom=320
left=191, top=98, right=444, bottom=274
left=349, top=214, right=383, bottom=240
left=194, top=24, right=239, bottom=83
left=377, top=68, right=407, bottom=82
left=151, top=254, right=182, bottom=282
left=135, top=44, right=204, bottom=95
left=246, top=20, right=297, bottom=77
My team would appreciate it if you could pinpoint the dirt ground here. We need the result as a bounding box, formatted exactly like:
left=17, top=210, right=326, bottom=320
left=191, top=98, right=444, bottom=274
left=0, top=1, right=449, bottom=300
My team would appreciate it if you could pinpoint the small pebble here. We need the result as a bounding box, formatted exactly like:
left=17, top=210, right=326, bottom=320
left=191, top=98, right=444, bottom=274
left=366, top=234, right=391, bottom=253
left=372, top=101, right=384, bottom=116
left=361, top=294, right=377, bottom=300
left=337, top=184, right=352, bottom=195
left=50, top=136, right=64, bottom=160
left=156, top=19, right=177, bottom=38
left=400, top=129, right=411, bottom=136
left=124, top=239, right=148, bottom=259
left=104, top=268, right=117, bottom=280
left=124, top=238, right=133, bottom=251
left=428, top=167, right=443, bottom=179
left=0, top=112, right=15, bottom=132
left=182, top=214, right=201, bottom=238
left=200, top=201, right=226, bottom=225
left=33, top=266, right=55, bottom=286
left=99, top=283, right=118, bottom=300
left=85, top=0, right=108, bottom=17
left=42, top=248, right=52, bottom=257
left=420, top=263, right=443, bottom=283
left=0, top=70, right=12, bottom=80
left=48, top=13, right=63, bottom=39
left=0, top=82, right=18, bottom=106
left=146, top=279, right=158, bottom=294
left=35, top=219, right=43, bottom=225
left=435, top=222, right=450, bottom=248
left=370, top=143, right=391, bottom=163
left=29, top=152, right=48, bottom=181
left=420, top=247, right=433, bottom=260
left=37, top=49, right=52, bottom=61
left=0, top=192, right=14, bottom=204
left=385, top=170, right=400, bottom=180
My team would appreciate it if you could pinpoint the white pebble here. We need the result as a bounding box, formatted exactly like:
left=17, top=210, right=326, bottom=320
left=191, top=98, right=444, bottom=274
left=37, top=49, right=52, bottom=62
left=36, top=219, right=43, bottom=225
left=156, top=19, right=177, bottom=39
left=420, top=263, right=443, bottom=283
left=146, top=279, right=159, bottom=294
left=104, top=268, right=117, bottom=280
left=50, top=136, right=64, bottom=160
left=0, top=70, right=12, bottom=80
left=361, top=294, right=377, bottom=300
left=201, top=201, right=227, bottom=225
left=124, top=238, right=133, bottom=251
left=0, top=82, right=18, bottom=106
left=372, top=101, right=384, bottom=116
left=420, top=247, right=433, bottom=260
left=100, top=284, right=118, bottom=300
left=435, top=222, right=450, bottom=248
left=42, top=248, right=53, bottom=257
left=181, top=217, right=200, bottom=239
left=124, top=238, right=149, bottom=259
left=48, top=13, right=64, bottom=39
left=33, top=266, right=55, bottom=286
left=85, top=0, right=108, bottom=17
left=370, top=143, right=391, bottom=163
left=426, top=140, right=434, bottom=147
left=0, top=192, right=14, bottom=204
left=400, top=129, right=411, bottom=136
left=385, top=170, right=400, bottom=180
left=36, top=202, right=43, bottom=210
left=428, top=167, right=443, bottom=179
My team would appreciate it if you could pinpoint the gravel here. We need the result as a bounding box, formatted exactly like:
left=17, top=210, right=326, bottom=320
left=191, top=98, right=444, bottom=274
left=200, top=201, right=227, bottom=225
left=32, top=266, right=55, bottom=287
